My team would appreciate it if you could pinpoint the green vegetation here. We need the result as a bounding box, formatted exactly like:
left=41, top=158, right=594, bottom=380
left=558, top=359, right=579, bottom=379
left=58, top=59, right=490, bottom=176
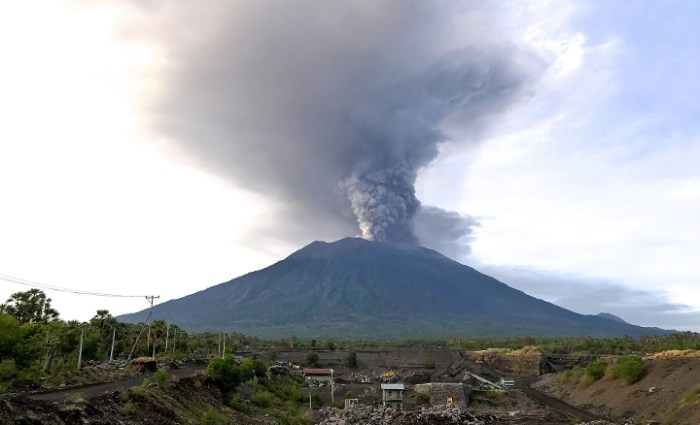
left=610, top=355, right=645, bottom=384
left=200, top=406, right=220, bottom=425
left=345, top=350, right=358, bottom=368
left=207, top=355, right=243, bottom=392
left=154, top=369, right=168, bottom=385
left=585, top=360, right=608, bottom=380
left=305, top=351, right=318, bottom=366
left=676, top=384, right=700, bottom=409
left=423, top=356, right=436, bottom=369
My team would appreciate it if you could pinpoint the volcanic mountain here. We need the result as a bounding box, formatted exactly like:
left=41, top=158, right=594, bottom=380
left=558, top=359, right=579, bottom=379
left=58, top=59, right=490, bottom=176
left=119, top=238, right=668, bottom=338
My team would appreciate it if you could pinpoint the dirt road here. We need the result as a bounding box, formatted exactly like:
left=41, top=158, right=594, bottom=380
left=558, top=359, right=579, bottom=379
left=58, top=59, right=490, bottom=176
left=516, top=377, right=606, bottom=422
left=28, top=365, right=205, bottom=402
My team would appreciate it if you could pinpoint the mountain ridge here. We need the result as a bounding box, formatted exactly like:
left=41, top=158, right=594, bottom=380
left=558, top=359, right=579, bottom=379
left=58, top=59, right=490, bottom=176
left=118, top=238, right=670, bottom=338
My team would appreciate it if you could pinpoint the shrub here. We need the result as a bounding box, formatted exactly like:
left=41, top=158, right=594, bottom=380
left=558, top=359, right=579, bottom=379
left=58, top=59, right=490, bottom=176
left=585, top=360, right=608, bottom=380
left=305, top=351, right=318, bottom=367
left=208, top=355, right=242, bottom=392
left=344, top=390, right=354, bottom=400
left=228, top=392, right=247, bottom=412
left=201, top=406, right=220, bottom=425
left=423, top=356, right=436, bottom=369
left=240, top=358, right=267, bottom=381
left=154, top=369, right=167, bottom=385
left=0, top=359, right=18, bottom=382
left=345, top=351, right=358, bottom=369
left=252, top=390, right=275, bottom=407
left=613, top=355, right=645, bottom=384
left=556, top=366, right=584, bottom=385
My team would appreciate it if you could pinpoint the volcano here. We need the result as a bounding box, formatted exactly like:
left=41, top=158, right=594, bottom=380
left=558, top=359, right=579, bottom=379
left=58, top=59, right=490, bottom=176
left=119, top=238, right=668, bottom=338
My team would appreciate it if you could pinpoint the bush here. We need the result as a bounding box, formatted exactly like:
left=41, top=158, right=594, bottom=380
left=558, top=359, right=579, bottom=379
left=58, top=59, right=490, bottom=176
left=208, top=355, right=242, bottom=392
left=345, top=351, right=358, bottom=368
left=240, top=357, right=267, bottom=381
left=154, top=369, right=167, bottom=385
left=252, top=390, right=275, bottom=408
left=228, top=392, right=247, bottom=412
left=585, top=360, right=608, bottom=380
left=201, top=406, right=220, bottom=425
left=0, top=359, right=18, bottom=382
left=344, top=390, right=354, bottom=400
left=423, top=356, right=436, bottom=369
left=305, top=351, right=318, bottom=367
left=613, top=355, right=645, bottom=384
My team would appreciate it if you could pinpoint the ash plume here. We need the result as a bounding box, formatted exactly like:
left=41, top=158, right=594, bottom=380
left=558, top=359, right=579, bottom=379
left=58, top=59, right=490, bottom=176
left=140, top=1, right=543, bottom=247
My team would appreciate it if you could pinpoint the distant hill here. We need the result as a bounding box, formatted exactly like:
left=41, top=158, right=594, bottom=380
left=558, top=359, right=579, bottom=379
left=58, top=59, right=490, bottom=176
left=596, top=312, right=629, bottom=324
left=118, top=238, right=670, bottom=338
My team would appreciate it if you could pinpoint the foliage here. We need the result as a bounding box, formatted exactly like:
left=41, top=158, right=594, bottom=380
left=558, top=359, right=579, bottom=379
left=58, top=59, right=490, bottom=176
left=344, top=390, right=354, bottom=399
left=252, top=390, right=276, bottom=407
left=0, top=289, right=59, bottom=324
left=228, top=392, right=247, bottom=412
left=423, top=356, right=436, bottom=369
left=207, top=355, right=242, bottom=392
left=154, top=369, right=167, bottom=385
left=611, top=355, right=645, bottom=384
left=556, top=366, right=584, bottom=385
left=345, top=350, right=358, bottom=368
left=305, top=351, right=318, bottom=367
left=240, top=357, right=267, bottom=381
left=585, top=360, right=608, bottom=380
left=200, top=406, right=220, bottom=425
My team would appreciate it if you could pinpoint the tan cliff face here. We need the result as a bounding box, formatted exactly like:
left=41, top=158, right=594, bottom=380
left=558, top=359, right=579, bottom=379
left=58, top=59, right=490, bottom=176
left=464, top=348, right=545, bottom=376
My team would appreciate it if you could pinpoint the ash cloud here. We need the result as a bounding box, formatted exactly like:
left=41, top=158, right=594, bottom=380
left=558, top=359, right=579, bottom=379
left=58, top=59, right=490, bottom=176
left=142, top=1, right=542, bottom=246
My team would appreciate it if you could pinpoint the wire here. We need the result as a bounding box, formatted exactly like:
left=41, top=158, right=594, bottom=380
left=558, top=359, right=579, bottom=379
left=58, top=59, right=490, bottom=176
left=0, top=273, right=151, bottom=298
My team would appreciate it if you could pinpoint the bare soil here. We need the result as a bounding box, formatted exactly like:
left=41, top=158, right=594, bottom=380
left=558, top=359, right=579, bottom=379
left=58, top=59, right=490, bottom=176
left=533, top=355, right=700, bottom=424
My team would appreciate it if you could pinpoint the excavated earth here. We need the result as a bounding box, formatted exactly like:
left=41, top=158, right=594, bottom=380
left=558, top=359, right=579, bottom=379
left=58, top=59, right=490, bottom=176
left=533, top=353, right=700, bottom=425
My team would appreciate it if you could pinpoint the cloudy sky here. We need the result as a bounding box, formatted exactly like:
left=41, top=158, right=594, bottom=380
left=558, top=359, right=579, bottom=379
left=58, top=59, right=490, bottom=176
left=1, top=0, right=698, bottom=331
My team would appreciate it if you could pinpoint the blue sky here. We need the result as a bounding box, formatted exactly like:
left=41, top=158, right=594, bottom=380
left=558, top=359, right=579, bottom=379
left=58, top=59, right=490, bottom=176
left=0, top=0, right=698, bottom=331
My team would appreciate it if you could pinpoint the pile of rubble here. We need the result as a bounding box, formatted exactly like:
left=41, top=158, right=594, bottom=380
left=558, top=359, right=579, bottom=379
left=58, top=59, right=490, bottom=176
left=312, top=405, right=502, bottom=425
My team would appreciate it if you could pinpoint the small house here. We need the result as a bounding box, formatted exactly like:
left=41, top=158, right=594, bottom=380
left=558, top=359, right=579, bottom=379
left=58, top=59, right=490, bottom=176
left=302, top=368, right=334, bottom=384
left=380, top=383, right=405, bottom=410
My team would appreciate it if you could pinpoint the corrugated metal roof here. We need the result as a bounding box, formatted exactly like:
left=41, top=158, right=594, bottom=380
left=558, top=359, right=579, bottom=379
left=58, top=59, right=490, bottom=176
left=302, top=368, right=333, bottom=375
left=381, top=383, right=405, bottom=390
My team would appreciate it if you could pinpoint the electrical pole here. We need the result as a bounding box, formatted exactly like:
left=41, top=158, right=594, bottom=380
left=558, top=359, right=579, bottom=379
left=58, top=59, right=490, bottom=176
left=77, top=328, right=84, bottom=370
left=164, top=321, right=170, bottom=354
left=172, top=329, right=177, bottom=356
left=109, top=329, right=116, bottom=362
left=145, top=295, right=160, bottom=356
left=222, top=333, right=226, bottom=359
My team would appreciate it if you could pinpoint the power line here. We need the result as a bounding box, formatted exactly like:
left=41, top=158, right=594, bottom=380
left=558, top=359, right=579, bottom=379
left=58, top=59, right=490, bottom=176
left=0, top=273, right=151, bottom=298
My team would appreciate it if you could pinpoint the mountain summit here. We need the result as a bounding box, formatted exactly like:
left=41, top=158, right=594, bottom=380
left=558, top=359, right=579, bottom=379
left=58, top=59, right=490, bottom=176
left=119, top=238, right=667, bottom=338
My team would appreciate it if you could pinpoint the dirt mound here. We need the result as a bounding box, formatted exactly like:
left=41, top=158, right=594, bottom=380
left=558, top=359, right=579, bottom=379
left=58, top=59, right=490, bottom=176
left=533, top=356, right=700, bottom=424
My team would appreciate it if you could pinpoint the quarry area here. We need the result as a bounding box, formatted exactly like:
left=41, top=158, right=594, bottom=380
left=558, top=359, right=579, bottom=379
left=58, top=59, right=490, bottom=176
left=2, top=346, right=699, bottom=424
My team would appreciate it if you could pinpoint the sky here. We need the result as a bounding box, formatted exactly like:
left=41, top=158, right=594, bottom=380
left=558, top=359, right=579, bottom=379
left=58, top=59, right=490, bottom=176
left=1, top=0, right=698, bottom=331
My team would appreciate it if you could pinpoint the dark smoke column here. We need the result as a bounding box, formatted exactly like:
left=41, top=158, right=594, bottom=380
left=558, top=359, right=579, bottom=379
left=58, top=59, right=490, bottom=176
left=342, top=163, right=420, bottom=244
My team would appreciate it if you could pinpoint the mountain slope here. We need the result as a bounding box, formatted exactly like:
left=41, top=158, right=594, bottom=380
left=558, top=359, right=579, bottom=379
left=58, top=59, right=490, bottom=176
left=119, top=238, right=668, bottom=338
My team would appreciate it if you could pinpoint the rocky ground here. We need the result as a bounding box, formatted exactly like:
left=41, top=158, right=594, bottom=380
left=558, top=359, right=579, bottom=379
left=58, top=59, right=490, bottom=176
left=312, top=405, right=627, bottom=425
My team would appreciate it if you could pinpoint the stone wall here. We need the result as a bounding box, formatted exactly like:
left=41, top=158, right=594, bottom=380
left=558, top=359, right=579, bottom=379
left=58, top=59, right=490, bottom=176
left=414, top=383, right=468, bottom=407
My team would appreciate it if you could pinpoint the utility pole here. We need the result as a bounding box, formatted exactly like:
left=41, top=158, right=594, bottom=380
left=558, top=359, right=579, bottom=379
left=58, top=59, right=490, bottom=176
left=172, top=329, right=177, bottom=356
left=164, top=321, right=170, bottom=354
left=218, top=333, right=221, bottom=356
left=145, top=295, right=160, bottom=355
left=222, top=333, right=226, bottom=358
left=109, top=329, right=116, bottom=362
left=77, top=328, right=84, bottom=370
